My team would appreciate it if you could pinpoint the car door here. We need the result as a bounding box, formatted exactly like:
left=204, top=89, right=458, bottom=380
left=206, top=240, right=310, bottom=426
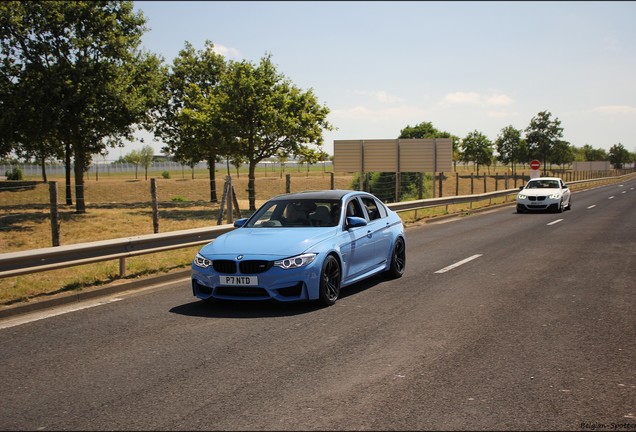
left=360, top=196, right=392, bottom=266
left=339, top=197, right=376, bottom=281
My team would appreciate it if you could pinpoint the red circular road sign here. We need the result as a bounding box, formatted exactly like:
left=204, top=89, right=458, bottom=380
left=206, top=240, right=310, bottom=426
left=530, top=160, right=541, bottom=170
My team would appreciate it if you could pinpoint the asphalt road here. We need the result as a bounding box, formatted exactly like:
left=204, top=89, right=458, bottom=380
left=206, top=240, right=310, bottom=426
left=1, top=179, right=634, bottom=431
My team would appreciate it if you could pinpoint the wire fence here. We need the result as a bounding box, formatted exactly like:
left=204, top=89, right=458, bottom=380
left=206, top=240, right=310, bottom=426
left=0, top=160, right=332, bottom=179
left=2, top=166, right=634, bottom=252
left=2, top=167, right=633, bottom=208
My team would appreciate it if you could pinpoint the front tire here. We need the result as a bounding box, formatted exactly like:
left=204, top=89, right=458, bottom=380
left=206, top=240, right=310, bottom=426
left=385, top=237, right=406, bottom=279
left=318, top=255, right=341, bottom=306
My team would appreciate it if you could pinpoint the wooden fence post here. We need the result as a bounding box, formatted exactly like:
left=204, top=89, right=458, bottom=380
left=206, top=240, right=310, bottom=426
left=455, top=172, right=459, bottom=196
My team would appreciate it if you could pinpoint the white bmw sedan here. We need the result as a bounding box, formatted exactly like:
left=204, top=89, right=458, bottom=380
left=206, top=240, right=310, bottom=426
left=516, top=177, right=572, bottom=213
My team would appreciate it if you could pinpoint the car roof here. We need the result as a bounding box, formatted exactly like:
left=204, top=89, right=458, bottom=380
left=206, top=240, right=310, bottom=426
left=528, top=177, right=563, bottom=181
left=268, top=189, right=371, bottom=202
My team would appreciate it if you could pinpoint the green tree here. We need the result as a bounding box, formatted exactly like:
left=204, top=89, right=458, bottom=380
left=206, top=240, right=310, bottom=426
left=494, top=125, right=527, bottom=175
left=153, top=40, right=227, bottom=202
left=399, top=121, right=441, bottom=139
left=608, top=143, right=631, bottom=169
left=460, top=130, right=494, bottom=174
left=218, top=54, right=333, bottom=211
left=580, top=144, right=608, bottom=161
left=124, top=149, right=142, bottom=179
left=399, top=121, right=460, bottom=161
left=525, top=111, right=563, bottom=173
left=550, top=140, right=575, bottom=167
left=276, top=151, right=289, bottom=179
left=297, top=146, right=321, bottom=175
left=317, top=149, right=330, bottom=172
left=139, top=145, right=155, bottom=180
left=0, top=3, right=65, bottom=182
left=0, top=1, right=164, bottom=213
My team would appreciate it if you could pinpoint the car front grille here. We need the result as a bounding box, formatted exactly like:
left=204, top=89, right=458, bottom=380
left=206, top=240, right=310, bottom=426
left=240, top=260, right=273, bottom=274
left=528, top=196, right=547, bottom=201
left=212, top=259, right=272, bottom=274
left=213, top=260, right=237, bottom=273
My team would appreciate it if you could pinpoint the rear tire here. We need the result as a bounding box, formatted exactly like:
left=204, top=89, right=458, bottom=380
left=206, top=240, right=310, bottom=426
left=318, top=255, right=341, bottom=307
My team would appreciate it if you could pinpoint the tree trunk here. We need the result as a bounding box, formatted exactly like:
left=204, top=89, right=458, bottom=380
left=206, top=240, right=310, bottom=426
left=73, top=146, right=86, bottom=214
left=248, top=162, right=257, bottom=211
left=208, top=153, right=217, bottom=203
left=40, top=157, right=47, bottom=183
left=65, top=142, right=73, bottom=205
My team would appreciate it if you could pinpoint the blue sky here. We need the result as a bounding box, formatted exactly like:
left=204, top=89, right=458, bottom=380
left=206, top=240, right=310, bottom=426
left=126, top=1, right=636, bottom=157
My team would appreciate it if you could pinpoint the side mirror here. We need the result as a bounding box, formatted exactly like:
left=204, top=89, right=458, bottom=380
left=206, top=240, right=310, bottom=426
left=563, top=184, right=568, bottom=189
left=519, top=186, right=525, bottom=191
left=233, top=218, right=249, bottom=228
left=346, top=216, right=367, bottom=229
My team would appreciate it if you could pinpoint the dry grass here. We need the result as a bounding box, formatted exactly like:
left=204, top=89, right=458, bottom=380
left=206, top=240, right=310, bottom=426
left=2, top=166, right=624, bottom=305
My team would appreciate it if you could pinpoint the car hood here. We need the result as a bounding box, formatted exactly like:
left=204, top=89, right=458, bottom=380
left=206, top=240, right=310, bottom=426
left=199, top=227, right=339, bottom=258
left=519, top=188, right=562, bottom=196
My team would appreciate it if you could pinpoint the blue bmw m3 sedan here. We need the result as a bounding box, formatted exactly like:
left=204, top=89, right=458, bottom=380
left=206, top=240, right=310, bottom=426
left=191, top=190, right=406, bottom=306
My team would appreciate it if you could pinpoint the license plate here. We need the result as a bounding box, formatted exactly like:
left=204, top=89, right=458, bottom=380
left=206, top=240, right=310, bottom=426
left=220, top=275, right=258, bottom=286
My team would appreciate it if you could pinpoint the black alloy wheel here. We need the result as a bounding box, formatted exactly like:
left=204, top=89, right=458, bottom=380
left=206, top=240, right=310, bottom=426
left=385, top=237, right=406, bottom=279
left=318, top=255, right=341, bottom=306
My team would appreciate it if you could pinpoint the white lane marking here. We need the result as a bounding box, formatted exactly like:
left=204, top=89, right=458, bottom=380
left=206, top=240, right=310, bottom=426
left=609, top=196, right=615, bottom=199
left=587, top=205, right=596, bottom=209
left=435, top=254, right=482, bottom=274
left=0, top=297, right=123, bottom=330
left=0, top=276, right=189, bottom=331
left=547, top=219, right=563, bottom=226
left=622, top=191, right=627, bottom=194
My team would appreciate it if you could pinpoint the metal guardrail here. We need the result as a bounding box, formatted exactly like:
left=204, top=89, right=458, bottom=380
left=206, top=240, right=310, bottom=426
left=0, top=174, right=632, bottom=279
left=0, top=226, right=234, bottom=278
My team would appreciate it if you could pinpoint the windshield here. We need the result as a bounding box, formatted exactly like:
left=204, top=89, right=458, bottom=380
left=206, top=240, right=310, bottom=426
left=245, top=199, right=341, bottom=228
left=526, top=180, right=560, bottom=189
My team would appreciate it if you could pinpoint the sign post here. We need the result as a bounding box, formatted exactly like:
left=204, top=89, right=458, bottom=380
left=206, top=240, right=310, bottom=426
left=529, top=159, right=541, bottom=178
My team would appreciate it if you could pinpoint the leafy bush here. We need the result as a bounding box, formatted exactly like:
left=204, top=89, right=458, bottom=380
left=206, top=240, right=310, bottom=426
left=161, top=171, right=171, bottom=179
left=5, top=167, right=24, bottom=180
left=171, top=196, right=188, bottom=202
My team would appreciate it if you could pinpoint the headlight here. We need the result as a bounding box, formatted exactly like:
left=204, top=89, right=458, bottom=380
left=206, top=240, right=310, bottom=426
left=549, top=193, right=561, bottom=199
left=274, top=253, right=317, bottom=269
left=517, top=194, right=527, bottom=200
left=193, top=253, right=212, bottom=268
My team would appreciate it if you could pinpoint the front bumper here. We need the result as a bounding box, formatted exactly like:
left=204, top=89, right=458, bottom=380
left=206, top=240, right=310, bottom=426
left=191, top=259, right=322, bottom=302
left=516, top=197, right=560, bottom=211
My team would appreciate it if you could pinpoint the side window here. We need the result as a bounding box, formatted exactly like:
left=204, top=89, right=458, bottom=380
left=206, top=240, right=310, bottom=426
left=375, top=200, right=388, bottom=218
left=360, top=196, right=381, bottom=221
left=345, top=199, right=364, bottom=219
